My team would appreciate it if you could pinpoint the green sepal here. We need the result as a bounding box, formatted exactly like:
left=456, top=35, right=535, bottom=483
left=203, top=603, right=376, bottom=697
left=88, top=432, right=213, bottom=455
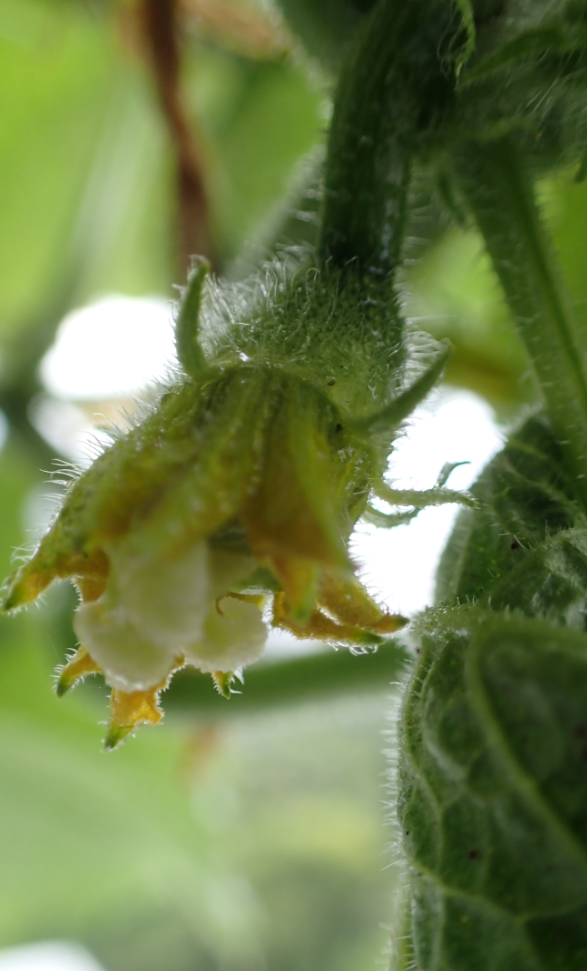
left=364, top=459, right=475, bottom=530
left=362, top=506, right=419, bottom=529
left=348, top=341, right=450, bottom=437
left=123, top=368, right=278, bottom=559
left=373, top=482, right=477, bottom=512
left=175, top=260, right=210, bottom=381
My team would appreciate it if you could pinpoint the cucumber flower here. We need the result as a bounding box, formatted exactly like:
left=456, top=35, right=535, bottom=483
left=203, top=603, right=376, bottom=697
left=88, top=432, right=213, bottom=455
left=3, top=253, right=470, bottom=748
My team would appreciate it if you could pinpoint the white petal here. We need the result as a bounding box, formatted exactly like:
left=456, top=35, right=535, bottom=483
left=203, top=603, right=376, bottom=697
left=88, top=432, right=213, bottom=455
left=185, top=597, right=267, bottom=673
left=73, top=600, right=174, bottom=692
left=109, top=540, right=209, bottom=649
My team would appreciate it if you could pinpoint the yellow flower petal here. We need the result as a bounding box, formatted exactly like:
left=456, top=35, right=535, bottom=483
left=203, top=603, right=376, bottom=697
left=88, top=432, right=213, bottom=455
left=104, top=683, right=165, bottom=750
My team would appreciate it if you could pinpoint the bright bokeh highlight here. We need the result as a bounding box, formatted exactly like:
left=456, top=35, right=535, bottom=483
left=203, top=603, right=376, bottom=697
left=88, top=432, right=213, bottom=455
left=354, top=388, right=503, bottom=615
left=0, top=942, right=105, bottom=971
left=40, top=296, right=177, bottom=400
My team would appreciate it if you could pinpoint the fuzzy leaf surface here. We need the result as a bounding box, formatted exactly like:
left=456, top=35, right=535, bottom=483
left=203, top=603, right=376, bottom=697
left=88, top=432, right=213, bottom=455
left=396, top=609, right=587, bottom=971
left=435, top=412, right=585, bottom=608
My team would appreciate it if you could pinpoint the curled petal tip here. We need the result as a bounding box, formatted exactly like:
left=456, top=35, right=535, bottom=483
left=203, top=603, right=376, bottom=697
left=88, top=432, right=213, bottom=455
left=2, top=569, right=52, bottom=612
left=212, top=671, right=234, bottom=699
left=2, top=592, right=19, bottom=613
left=55, top=646, right=101, bottom=697
left=55, top=678, right=70, bottom=699
left=103, top=723, right=134, bottom=752
left=373, top=613, right=408, bottom=634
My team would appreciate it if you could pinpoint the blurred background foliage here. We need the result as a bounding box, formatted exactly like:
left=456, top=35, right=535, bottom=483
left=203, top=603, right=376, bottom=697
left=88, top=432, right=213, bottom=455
left=2, top=0, right=587, bottom=967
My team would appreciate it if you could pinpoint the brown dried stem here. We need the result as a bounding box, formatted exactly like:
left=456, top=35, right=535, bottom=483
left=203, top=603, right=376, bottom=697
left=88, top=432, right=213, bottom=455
left=139, top=0, right=217, bottom=270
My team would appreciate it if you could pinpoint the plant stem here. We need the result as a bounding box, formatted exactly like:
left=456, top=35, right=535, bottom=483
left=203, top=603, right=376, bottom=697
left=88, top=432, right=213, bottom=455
left=456, top=137, right=587, bottom=499
left=319, top=0, right=458, bottom=279
left=139, top=0, right=217, bottom=270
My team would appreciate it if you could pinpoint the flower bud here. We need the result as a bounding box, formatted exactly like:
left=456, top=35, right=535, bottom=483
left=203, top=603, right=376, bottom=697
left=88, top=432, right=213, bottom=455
left=3, top=255, right=453, bottom=747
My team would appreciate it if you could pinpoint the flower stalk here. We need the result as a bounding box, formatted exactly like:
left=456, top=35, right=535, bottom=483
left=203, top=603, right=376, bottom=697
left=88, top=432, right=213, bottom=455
left=319, top=0, right=459, bottom=278
left=456, top=137, right=587, bottom=499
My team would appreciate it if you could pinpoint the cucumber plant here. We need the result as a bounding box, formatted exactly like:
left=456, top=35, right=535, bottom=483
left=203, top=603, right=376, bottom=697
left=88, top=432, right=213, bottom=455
left=5, top=0, right=587, bottom=967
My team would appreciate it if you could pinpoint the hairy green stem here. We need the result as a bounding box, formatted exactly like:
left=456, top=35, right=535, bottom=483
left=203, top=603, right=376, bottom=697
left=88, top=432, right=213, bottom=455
left=319, top=0, right=460, bottom=278
left=456, top=137, right=587, bottom=499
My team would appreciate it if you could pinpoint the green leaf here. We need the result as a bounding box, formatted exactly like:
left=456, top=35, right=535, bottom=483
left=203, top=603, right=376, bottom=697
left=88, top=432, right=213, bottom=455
left=435, top=412, right=584, bottom=606
left=486, top=529, right=587, bottom=629
left=453, top=0, right=476, bottom=75
left=396, top=608, right=587, bottom=970
left=461, top=24, right=587, bottom=87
